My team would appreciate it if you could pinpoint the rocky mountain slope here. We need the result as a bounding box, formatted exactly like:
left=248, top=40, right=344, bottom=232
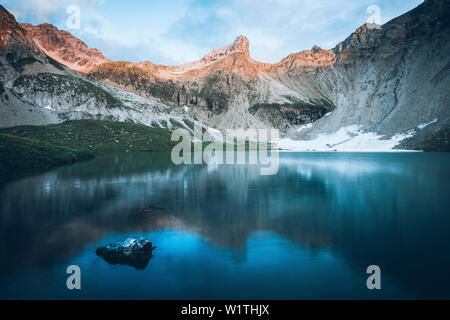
left=43, top=0, right=447, bottom=151
left=87, top=35, right=336, bottom=132
left=22, top=23, right=110, bottom=72
left=0, top=5, right=195, bottom=132
left=1, top=0, right=449, bottom=151
left=289, top=0, right=450, bottom=151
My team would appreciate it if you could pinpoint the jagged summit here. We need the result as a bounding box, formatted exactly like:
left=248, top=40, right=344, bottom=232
left=172, top=35, right=250, bottom=74
left=21, top=22, right=109, bottom=72
left=228, top=35, right=250, bottom=56
left=0, top=5, right=40, bottom=58
left=333, top=0, right=450, bottom=63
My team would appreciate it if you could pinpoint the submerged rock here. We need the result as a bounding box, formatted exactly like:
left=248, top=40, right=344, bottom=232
left=96, top=238, right=155, bottom=269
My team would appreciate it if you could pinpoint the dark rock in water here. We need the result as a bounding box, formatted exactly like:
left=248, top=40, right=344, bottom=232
left=96, top=238, right=156, bottom=269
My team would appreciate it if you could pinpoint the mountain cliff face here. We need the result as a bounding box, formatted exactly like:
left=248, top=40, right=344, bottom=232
left=292, top=0, right=450, bottom=151
left=1, top=0, right=449, bottom=150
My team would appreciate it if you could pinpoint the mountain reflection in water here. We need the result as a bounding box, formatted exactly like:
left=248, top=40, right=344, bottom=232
left=0, top=152, right=449, bottom=299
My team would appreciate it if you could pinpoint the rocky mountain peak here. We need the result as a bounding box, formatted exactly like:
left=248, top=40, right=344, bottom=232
left=274, top=45, right=336, bottom=69
left=21, top=22, right=109, bottom=72
left=0, top=5, right=40, bottom=59
left=331, top=23, right=383, bottom=63
left=230, top=35, right=250, bottom=56
left=171, top=35, right=251, bottom=74
left=0, top=4, right=15, bottom=23
left=311, top=45, right=321, bottom=53
left=0, top=5, right=20, bottom=52
left=205, top=35, right=250, bottom=60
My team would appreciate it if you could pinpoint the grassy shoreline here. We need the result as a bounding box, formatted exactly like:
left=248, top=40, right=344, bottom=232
left=0, top=134, right=94, bottom=176
left=0, top=119, right=274, bottom=178
left=0, top=119, right=178, bottom=176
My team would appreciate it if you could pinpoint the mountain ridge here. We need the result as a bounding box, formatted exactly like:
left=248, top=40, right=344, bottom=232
left=21, top=23, right=110, bottom=72
left=0, top=4, right=197, bottom=132
left=1, top=1, right=449, bottom=151
left=17, top=19, right=339, bottom=76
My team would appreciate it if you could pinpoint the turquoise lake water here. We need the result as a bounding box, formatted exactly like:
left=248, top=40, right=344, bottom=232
left=0, top=152, right=449, bottom=299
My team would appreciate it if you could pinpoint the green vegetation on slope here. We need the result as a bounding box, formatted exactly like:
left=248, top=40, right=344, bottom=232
left=0, top=119, right=178, bottom=154
left=248, top=99, right=334, bottom=114
left=0, top=134, right=94, bottom=174
left=396, top=127, right=450, bottom=152
left=46, top=55, right=65, bottom=71
left=147, top=80, right=178, bottom=102
left=196, top=74, right=229, bottom=113
left=11, top=57, right=41, bottom=72
left=248, top=99, right=334, bottom=131
left=0, top=119, right=180, bottom=177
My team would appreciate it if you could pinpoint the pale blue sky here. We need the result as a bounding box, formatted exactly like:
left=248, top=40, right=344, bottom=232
left=1, top=0, right=424, bottom=65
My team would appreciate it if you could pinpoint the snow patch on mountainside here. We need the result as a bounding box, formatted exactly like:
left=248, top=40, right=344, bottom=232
left=417, top=118, right=438, bottom=130
left=279, top=125, right=416, bottom=152
left=297, top=123, right=313, bottom=132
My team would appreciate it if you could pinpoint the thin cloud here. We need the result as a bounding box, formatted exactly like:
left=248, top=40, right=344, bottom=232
left=2, top=0, right=103, bottom=21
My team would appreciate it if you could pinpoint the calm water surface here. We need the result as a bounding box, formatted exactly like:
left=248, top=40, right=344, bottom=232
left=0, top=152, right=449, bottom=299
